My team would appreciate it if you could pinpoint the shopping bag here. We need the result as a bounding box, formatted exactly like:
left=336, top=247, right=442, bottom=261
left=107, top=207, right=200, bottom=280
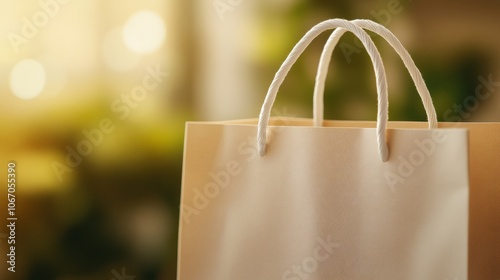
left=177, top=19, right=469, bottom=280
left=314, top=19, right=500, bottom=279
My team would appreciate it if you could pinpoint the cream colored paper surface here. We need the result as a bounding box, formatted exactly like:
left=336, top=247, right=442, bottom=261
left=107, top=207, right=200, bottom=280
left=178, top=118, right=471, bottom=280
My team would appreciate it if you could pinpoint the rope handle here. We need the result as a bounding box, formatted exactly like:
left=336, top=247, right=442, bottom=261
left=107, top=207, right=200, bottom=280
left=313, top=19, right=437, bottom=128
left=257, top=19, right=390, bottom=161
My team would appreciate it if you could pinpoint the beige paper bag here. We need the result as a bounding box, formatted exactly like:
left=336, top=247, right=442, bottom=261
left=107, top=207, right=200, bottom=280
left=314, top=19, right=500, bottom=279
left=177, top=19, right=469, bottom=279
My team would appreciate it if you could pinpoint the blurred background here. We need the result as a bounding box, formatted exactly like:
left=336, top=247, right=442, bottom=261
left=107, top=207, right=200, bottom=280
left=0, top=0, right=499, bottom=279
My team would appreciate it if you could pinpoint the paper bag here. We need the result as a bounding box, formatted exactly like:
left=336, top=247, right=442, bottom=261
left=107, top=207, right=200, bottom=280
left=177, top=19, right=469, bottom=280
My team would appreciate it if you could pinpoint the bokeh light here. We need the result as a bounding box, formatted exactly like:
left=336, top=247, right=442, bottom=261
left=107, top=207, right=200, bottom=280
left=122, top=10, right=166, bottom=54
left=9, top=59, right=46, bottom=100
left=103, top=27, right=141, bottom=72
